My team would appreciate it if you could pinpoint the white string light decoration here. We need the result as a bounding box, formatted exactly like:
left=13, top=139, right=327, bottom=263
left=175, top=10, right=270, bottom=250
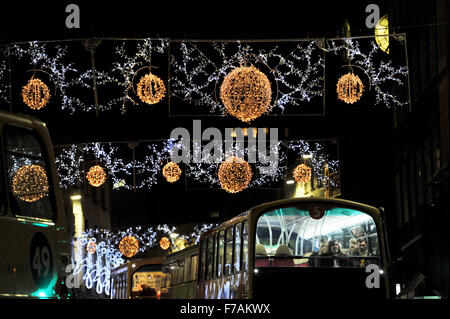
left=170, top=40, right=324, bottom=116
left=327, top=37, right=409, bottom=107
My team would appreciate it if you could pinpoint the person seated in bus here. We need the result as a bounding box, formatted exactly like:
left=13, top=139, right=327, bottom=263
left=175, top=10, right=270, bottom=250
left=350, top=239, right=371, bottom=257
left=343, top=238, right=358, bottom=255
left=307, top=240, right=329, bottom=267
left=255, top=244, right=271, bottom=267
left=272, top=244, right=294, bottom=267
left=313, top=240, right=349, bottom=268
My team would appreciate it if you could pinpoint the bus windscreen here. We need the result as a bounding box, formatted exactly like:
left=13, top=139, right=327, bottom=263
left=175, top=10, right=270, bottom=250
left=255, top=204, right=380, bottom=268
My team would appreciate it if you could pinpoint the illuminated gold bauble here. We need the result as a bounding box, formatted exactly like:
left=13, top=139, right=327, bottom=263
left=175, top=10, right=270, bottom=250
left=12, top=164, right=49, bottom=202
left=159, top=237, right=170, bottom=250
left=162, top=161, right=182, bottom=183
left=136, top=73, right=166, bottom=104
left=22, top=77, right=51, bottom=110
left=86, top=241, right=97, bottom=254
left=86, top=165, right=106, bottom=187
left=293, top=164, right=312, bottom=184
left=220, top=65, right=272, bottom=122
left=336, top=73, right=364, bottom=104
left=118, top=236, right=139, bottom=258
left=218, top=157, right=252, bottom=193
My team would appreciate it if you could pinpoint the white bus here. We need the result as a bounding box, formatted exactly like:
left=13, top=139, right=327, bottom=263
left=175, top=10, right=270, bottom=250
left=0, top=110, right=71, bottom=299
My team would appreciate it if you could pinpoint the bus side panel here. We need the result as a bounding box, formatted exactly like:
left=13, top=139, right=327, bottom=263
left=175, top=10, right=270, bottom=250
left=0, top=217, right=58, bottom=298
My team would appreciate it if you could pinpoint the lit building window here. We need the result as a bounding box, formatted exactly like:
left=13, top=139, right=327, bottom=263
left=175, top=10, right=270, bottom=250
left=375, top=15, right=389, bottom=54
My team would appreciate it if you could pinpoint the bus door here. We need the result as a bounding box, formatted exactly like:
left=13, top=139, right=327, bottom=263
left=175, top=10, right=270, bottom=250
left=0, top=123, right=61, bottom=298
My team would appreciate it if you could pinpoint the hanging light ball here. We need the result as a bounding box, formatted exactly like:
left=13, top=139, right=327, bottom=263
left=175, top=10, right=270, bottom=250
left=336, top=72, right=364, bottom=104
left=162, top=161, right=182, bottom=183
left=136, top=73, right=166, bottom=104
left=220, top=65, right=272, bottom=122
left=86, top=241, right=97, bottom=254
left=293, top=164, right=312, bottom=184
left=12, top=164, right=49, bottom=202
left=22, top=77, right=51, bottom=110
left=86, top=165, right=106, bottom=187
left=118, top=236, right=139, bottom=258
left=218, top=157, right=252, bottom=193
left=159, top=237, right=171, bottom=250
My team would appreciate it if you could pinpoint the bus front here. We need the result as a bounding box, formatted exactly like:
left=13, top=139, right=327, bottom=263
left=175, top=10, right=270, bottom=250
left=250, top=199, right=389, bottom=299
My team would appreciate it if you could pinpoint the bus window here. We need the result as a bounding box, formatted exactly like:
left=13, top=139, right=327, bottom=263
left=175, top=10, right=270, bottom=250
left=184, top=256, right=191, bottom=282
left=191, top=255, right=198, bottom=281
left=177, top=259, right=185, bottom=284
left=225, top=227, right=233, bottom=276
left=0, top=144, right=5, bottom=215
left=242, top=222, right=248, bottom=272
left=217, top=230, right=224, bottom=277
left=207, top=236, right=214, bottom=280
left=3, top=125, right=54, bottom=220
left=234, top=223, right=241, bottom=273
left=255, top=205, right=381, bottom=268
left=200, top=239, right=206, bottom=280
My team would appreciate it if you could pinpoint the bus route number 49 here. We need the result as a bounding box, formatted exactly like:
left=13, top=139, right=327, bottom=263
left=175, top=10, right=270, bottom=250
left=30, top=232, right=54, bottom=288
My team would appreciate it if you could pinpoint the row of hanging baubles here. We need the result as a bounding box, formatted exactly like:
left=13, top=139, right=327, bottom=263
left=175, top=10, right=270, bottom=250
left=21, top=59, right=368, bottom=117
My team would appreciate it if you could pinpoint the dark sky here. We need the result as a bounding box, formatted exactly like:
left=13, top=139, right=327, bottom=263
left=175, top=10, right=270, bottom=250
left=0, top=0, right=398, bottom=226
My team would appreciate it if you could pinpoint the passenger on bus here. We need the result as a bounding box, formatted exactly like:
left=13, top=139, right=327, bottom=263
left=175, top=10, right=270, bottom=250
left=328, top=240, right=349, bottom=267
left=307, top=241, right=329, bottom=267
left=345, top=238, right=358, bottom=255
left=350, top=239, right=371, bottom=257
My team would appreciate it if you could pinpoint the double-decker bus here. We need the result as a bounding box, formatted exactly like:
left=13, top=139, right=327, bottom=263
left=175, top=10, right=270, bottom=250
left=110, top=257, right=164, bottom=299
left=161, top=244, right=198, bottom=299
left=196, top=197, right=391, bottom=299
left=0, top=110, right=71, bottom=299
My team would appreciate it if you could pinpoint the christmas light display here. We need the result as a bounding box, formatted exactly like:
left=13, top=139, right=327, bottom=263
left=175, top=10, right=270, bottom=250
left=170, top=40, right=324, bottom=116
left=70, top=223, right=216, bottom=296
left=2, top=37, right=407, bottom=114
left=336, top=72, right=364, bottom=104
left=86, top=165, right=107, bottom=187
left=327, top=37, right=408, bottom=107
left=0, top=59, right=8, bottom=103
left=162, top=161, right=182, bottom=183
left=55, top=139, right=338, bottom=191
left=218, top=157, right=252, bottom=193
left=86, top=241, right=97, bottom=254
left=21, top=77, right=51, bottom=110
left=118, top=235, right=139, bottom=258
left=12, top=41, right=89, bottom=113
left=136, top=72, right=166, bottom=104
left=159, top=237, right=170, bottom=250
left=12, top=164, right=49, bottom=202
left=293, top=163, right=312, bottom=184
left=220, top=65, right=272, bottom=122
